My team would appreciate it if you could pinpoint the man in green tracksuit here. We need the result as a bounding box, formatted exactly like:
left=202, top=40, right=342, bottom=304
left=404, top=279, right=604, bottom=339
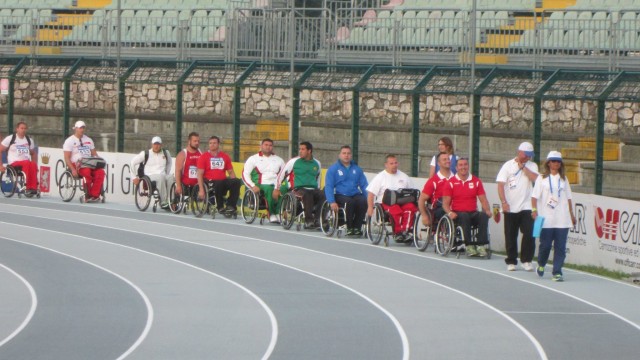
left=273, top=141, right=325, bottom=228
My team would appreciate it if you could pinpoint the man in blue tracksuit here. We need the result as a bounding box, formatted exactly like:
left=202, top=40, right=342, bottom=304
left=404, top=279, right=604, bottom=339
left=324, top=145, right=369, bottom=236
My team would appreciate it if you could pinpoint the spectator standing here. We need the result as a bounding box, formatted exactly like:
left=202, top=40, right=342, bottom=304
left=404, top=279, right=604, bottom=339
left=532, top=151, right=577, bottom=282
left=429, top=136, right=458, bottom=177
left=496, top=142, right=539, bottom=271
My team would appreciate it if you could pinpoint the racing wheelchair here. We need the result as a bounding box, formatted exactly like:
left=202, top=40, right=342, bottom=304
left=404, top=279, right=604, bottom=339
left=279, top=188, right=323, bottom=231
left=367, top=189, right=420, bottom=246
left=192, top=180, right=238, bottom=219
left=434, top=213, right=491, bottom=259
left=134, top=175, right=167, bottom=212
left=319, top=200, right=367, bottom=238
left=1, top=164, right=40, bottom=198
left=413, top=203, right=439, bottom=252
left=168, top=183, right=194, bottom=214
left=58, top=168, right=105, bottom=203
left=241, top=187, right=271, bottom=224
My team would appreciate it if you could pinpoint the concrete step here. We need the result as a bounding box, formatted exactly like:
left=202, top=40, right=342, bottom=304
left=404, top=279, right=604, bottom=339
left=561, top=147, right=619, bottom=161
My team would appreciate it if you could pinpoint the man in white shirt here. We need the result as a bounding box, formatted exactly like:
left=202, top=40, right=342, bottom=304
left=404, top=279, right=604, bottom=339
left=62, top=121, right=105, bottom=202
left=131, top=136, right=172, bottom=208
left=366, top=154, right=417, bottom=242
left=0, top=122, right=38, bottom=195
left=496, top=142, right=539, bottom=271
left=242, top=138, right=285, bottom=223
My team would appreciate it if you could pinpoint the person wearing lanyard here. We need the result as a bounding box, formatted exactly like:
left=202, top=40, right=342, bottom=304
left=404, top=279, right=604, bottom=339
left=531, top=151, right=577, bottom=282
left=496, top=142, right=539, bottom=272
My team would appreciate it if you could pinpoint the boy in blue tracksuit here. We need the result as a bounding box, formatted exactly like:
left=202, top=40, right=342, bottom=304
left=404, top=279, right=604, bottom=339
left=324, top=145, right=369, bottom=236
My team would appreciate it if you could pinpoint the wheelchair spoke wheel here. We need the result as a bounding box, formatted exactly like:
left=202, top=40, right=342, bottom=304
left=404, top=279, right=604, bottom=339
left=279, top=193, right=296, bottom=230
left=168, top=183, right=184, bottom=214
left=191, top=184, right=210, bottom=218
left=1, top=168, right=17, bottom=198
left=58, top=171, right=76, bottom=202
left=367, top=204, right=385, bottom=245
left=134, top=176, right=152, bottom=211
left=413, top=212, right=432, bottom=252
left=319, top=201, right=337, bottom=237
left=241, top=189, right=258, bottom=224
left=435, top=216, right=454, bottom=256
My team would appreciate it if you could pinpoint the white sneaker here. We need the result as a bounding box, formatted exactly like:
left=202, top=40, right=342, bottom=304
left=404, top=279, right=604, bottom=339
left=269, top=214, right=280, bottom=223
left=522, top=262, right=534, bottom=272
left=507, top=264, right=516, bottom=271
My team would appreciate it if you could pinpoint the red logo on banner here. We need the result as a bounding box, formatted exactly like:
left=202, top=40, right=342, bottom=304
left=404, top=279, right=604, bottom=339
left=40, top=166, right=50, bottom=193
left=594, top=206, right=619, bottom=240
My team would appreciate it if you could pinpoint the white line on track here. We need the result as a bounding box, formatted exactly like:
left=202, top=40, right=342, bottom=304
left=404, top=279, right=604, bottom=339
left=8, top=203, right=640, bottom=357
left=1, top=209, right=410, bottom=360
left=0, top=262, right=38, bottom=348
left=0, top=233, right=153, bottom=360
left=503, top=311, right=609, bottom=315
left=0, top=221, right=278, bottom=360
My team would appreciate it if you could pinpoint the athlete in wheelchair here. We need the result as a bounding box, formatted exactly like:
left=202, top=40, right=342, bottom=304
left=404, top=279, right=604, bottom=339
left=0, top=122, right=40, bottom=198
left=366, top=154, right=419, bottom=246
left=321, top=145, right=368, bottom=237
left=241, top=138, right=285, bottom=224
left=414, top=151, right=453, bottom=251
left=274, top=141, right=325, bottom=230
left=131, top=136, right=172, bottom=212
left=171, top=131, right=202, bottom=214
left=195, top=136, right=241, bottom=219
left=438, top=157, right=493, bottom=258
left=61, top=121, right=106, bottom=203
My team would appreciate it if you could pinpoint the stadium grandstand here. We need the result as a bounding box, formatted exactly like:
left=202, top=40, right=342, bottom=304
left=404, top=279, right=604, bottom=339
left=0, top=0, right=638, bottom=70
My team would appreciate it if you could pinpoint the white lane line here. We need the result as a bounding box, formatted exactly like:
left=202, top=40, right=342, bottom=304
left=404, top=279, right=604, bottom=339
left=0, top=233, right=153, bottom=360
left=504, top=311, right=608, bottom=315
left=0, top=222, right=278, bottom=360
left=0, top=262, right=38, bottom=348
left=7, top=204, right=640, bottom=357
left=2, top=211, right=409, bottom=360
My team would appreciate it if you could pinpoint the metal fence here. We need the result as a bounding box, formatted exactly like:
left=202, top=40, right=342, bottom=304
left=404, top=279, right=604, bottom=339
left=2, top=6, right=640, bottom=70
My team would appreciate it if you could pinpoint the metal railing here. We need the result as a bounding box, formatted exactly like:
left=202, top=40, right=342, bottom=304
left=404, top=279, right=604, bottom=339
left=1, top=6, right=639, bottom=70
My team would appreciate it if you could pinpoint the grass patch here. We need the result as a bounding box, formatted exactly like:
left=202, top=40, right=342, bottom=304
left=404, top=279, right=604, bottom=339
left=563, top=263, right=631, bottom=281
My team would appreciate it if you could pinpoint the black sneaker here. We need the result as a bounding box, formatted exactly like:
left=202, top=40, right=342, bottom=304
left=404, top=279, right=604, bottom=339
left=222, top=206, right=237, bottom=215
left=305, top=221, right=318, bottom=229
left=352, top=228, right=363, bottom=236
left=346, top=228, right=355, bottom=236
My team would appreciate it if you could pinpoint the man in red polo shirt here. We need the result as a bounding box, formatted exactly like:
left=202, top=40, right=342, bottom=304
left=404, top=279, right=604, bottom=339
left=442, top=157, right=492, bottom=257
left=418, top=152, right=453, bottom=227
left=197, top=136, right=242, bottom=216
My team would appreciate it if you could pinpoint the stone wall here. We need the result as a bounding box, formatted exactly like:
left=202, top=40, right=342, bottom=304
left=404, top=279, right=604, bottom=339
left=4, top=78, right=640, bottom=137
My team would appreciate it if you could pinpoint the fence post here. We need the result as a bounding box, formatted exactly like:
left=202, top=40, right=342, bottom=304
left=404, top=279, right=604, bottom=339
left=63, top=58, right=83, bottom=140
left=352, top=89, right=360, bottom=164
left=6, top=57, right=27, bottom=133
left=411, top=92, right=419, bottom=176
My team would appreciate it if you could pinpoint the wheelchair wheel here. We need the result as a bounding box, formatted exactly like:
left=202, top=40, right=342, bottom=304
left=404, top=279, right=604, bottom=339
left=413, top=211, right=432, bottom=252
left=169, top=182, right=184, bottom=214
left=58, top=171, right=76, bottom=202
left=367, top=204, right=386, bottom=245
left=134, top=176, right=152, bottom=211
left=241, top=189, right=259, bottom=224
left=1, top=167, right=18, bottom=198
left=319, top=201, right=338, bottom=237
left=435, top=215, right=454, bottom=256
left=192, top=183, right=210, bottom=218
left=280, top=192, right=297, bottom=230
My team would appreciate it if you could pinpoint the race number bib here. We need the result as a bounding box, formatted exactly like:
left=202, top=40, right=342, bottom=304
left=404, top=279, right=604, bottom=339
left=188, top=165, right=197, bottom=179
left=508, top=175, right=518, bottom=189
left=546, top=195, right=559, bottom=209
left=16, top=145, right=29, bottom=155
left=210, top=158, right=224, bottom=170
left=78, top=145, right=91, bottom=156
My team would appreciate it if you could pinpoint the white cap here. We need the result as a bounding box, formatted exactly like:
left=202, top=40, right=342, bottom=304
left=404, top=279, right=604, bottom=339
left=518, top=142, right=534, bottom=157
left=73, top=120, right=86, bottom=129
left=546, top=150, right=563, bottom=161
left=151, top=136, right=162, bottom=144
